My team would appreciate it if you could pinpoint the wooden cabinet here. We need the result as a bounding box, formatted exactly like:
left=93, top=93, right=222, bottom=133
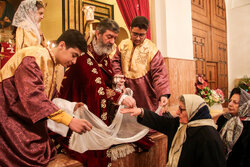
left=112, top=132, right=168, bottom=167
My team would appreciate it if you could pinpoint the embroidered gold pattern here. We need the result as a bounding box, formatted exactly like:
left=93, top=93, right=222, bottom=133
left=98, top=87, right=105, bottom=95
left=118, top=39, right=158, bottom=79
left=101, top=99, right=106, bottom=108
left=87, top=58, right=93, bottom=66
left=92, top=68, right=98, bottom=74
left=65, top=67, right=70, bottom=72
left=98, top=64, right=103, bottom=67
left=106, top=88, right=116, bottom=98
left=135, top=46, right=149, bottom=64
left=106, top=149, right=111, bottom=158
left=101, top=112, right=107, bottom=121
left=95, top=77, right=102, bottom=84
left=120, top=43, right=129, bottom=61
left=107, top=163, right=112, bottom=167
left=47, top=110, right=63, bottom=119
left=104, top=60, right=108, bottom=66
left=44, top=72, right=49, bottom=93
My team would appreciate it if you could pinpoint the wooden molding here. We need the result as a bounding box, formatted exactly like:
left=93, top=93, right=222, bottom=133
left=164, top=57, right=196, bottom=105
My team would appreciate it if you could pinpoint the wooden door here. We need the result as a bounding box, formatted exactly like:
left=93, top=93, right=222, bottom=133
left=210, top=0, right=227, bottom=31
left=206, top=62, right=218, bottom=89
left=192, top=20, right=211, bottom=77
left=191, top=0, right=228, bottom=97
left=191, top=0, right=211, bottom=25
left=212, top=28, right=228, bottom=97
left=191, top=0, right=228, bottom=99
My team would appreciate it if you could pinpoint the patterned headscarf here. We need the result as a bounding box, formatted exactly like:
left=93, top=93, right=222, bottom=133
left=167, top=94, right=217, bottom=167
left=220, top=88, right=250, bottom=158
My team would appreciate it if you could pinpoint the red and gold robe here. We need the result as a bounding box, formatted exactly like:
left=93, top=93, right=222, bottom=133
left=0, top=46, right=71, bottom=166
left=15, top=27, right=47, bottom=52
left=112, top=39, right=170, bottom=111
left=59, top=44, right=122, bottom=167
left=60, top=44, right=122, bottom=125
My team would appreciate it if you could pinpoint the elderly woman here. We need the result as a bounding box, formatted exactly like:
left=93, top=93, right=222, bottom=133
left=217, top=88, right=250, bottom=167
left=121, top=94, right=226, bottom=167
left=12, top=0, right=46, bottom=51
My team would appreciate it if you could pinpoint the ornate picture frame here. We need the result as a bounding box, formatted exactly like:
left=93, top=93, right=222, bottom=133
left=62, top=0, right=114, bottom=33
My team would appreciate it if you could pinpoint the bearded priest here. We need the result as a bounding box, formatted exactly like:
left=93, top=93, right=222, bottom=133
left=57, top=18, right=141, bottom=167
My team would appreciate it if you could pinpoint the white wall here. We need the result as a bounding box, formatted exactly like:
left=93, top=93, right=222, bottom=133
left=150, top=0, right=167, bottom=57
left=225, top=0, right=250, bottom=91
left=152, top=0, right=250, bottom=92
left=152, top=0, right=193, bottom=60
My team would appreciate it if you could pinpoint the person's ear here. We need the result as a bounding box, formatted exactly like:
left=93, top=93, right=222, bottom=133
left=129, top=27, right=133, bottom=38
left=58, top=41, right=66, bottom=50
left=96, top=30, right=101, bottom=39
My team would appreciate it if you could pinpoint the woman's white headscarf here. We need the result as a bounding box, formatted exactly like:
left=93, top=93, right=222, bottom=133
left=220, top=88, right=250, bottom=158
left=12, top=0, right=41, bottom=44
left=167, top=94, right=217, bottom=167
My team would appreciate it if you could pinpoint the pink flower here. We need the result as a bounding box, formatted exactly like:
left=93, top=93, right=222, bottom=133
left=215, top=89, right=223, bottom=95
left=196, top=75, right=225, bottom=106
left=197, top=75, right=208, bottom=88
left=197, top=84, right=205, bottom=90
left=198, top=76, right=205, bottom=84
left=203, top=81, right=207, bottom=87
left=215, top=89, right=225, bottom=102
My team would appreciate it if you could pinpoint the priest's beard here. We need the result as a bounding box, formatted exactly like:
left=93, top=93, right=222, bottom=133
left=92, top=37, right=113, bottom=56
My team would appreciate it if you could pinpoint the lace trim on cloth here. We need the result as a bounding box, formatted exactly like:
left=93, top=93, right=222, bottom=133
left=109, top=144, right=135, bottom=161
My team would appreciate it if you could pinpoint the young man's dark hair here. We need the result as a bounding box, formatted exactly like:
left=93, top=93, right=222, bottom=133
left=56, top=29, right=87, bottom=53
left=96, top=18, right=120, bottom=34
left=130, top=16, right=149, bottom=30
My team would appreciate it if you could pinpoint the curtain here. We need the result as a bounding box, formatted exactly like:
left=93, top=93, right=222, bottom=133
left=116, top=0, right=151, bottom=39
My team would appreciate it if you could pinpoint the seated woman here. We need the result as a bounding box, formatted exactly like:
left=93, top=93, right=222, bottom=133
left=217, top=88, right=250, bottom=167
left=121, top=94, right=226, bottom=167
left=12, top=0, right=46, bottom=51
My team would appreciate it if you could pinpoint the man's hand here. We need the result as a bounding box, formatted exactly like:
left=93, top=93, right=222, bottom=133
left=121, top=96, right=136, bottom=108
left=69, top=118, right=92, bottom=134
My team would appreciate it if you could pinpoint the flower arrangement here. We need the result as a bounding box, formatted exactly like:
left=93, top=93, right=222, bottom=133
left=195, top=75, right=225, bottom=107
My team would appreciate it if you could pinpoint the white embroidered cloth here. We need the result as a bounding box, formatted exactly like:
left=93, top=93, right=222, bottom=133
left=48, top=98, right=149, bottom=153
